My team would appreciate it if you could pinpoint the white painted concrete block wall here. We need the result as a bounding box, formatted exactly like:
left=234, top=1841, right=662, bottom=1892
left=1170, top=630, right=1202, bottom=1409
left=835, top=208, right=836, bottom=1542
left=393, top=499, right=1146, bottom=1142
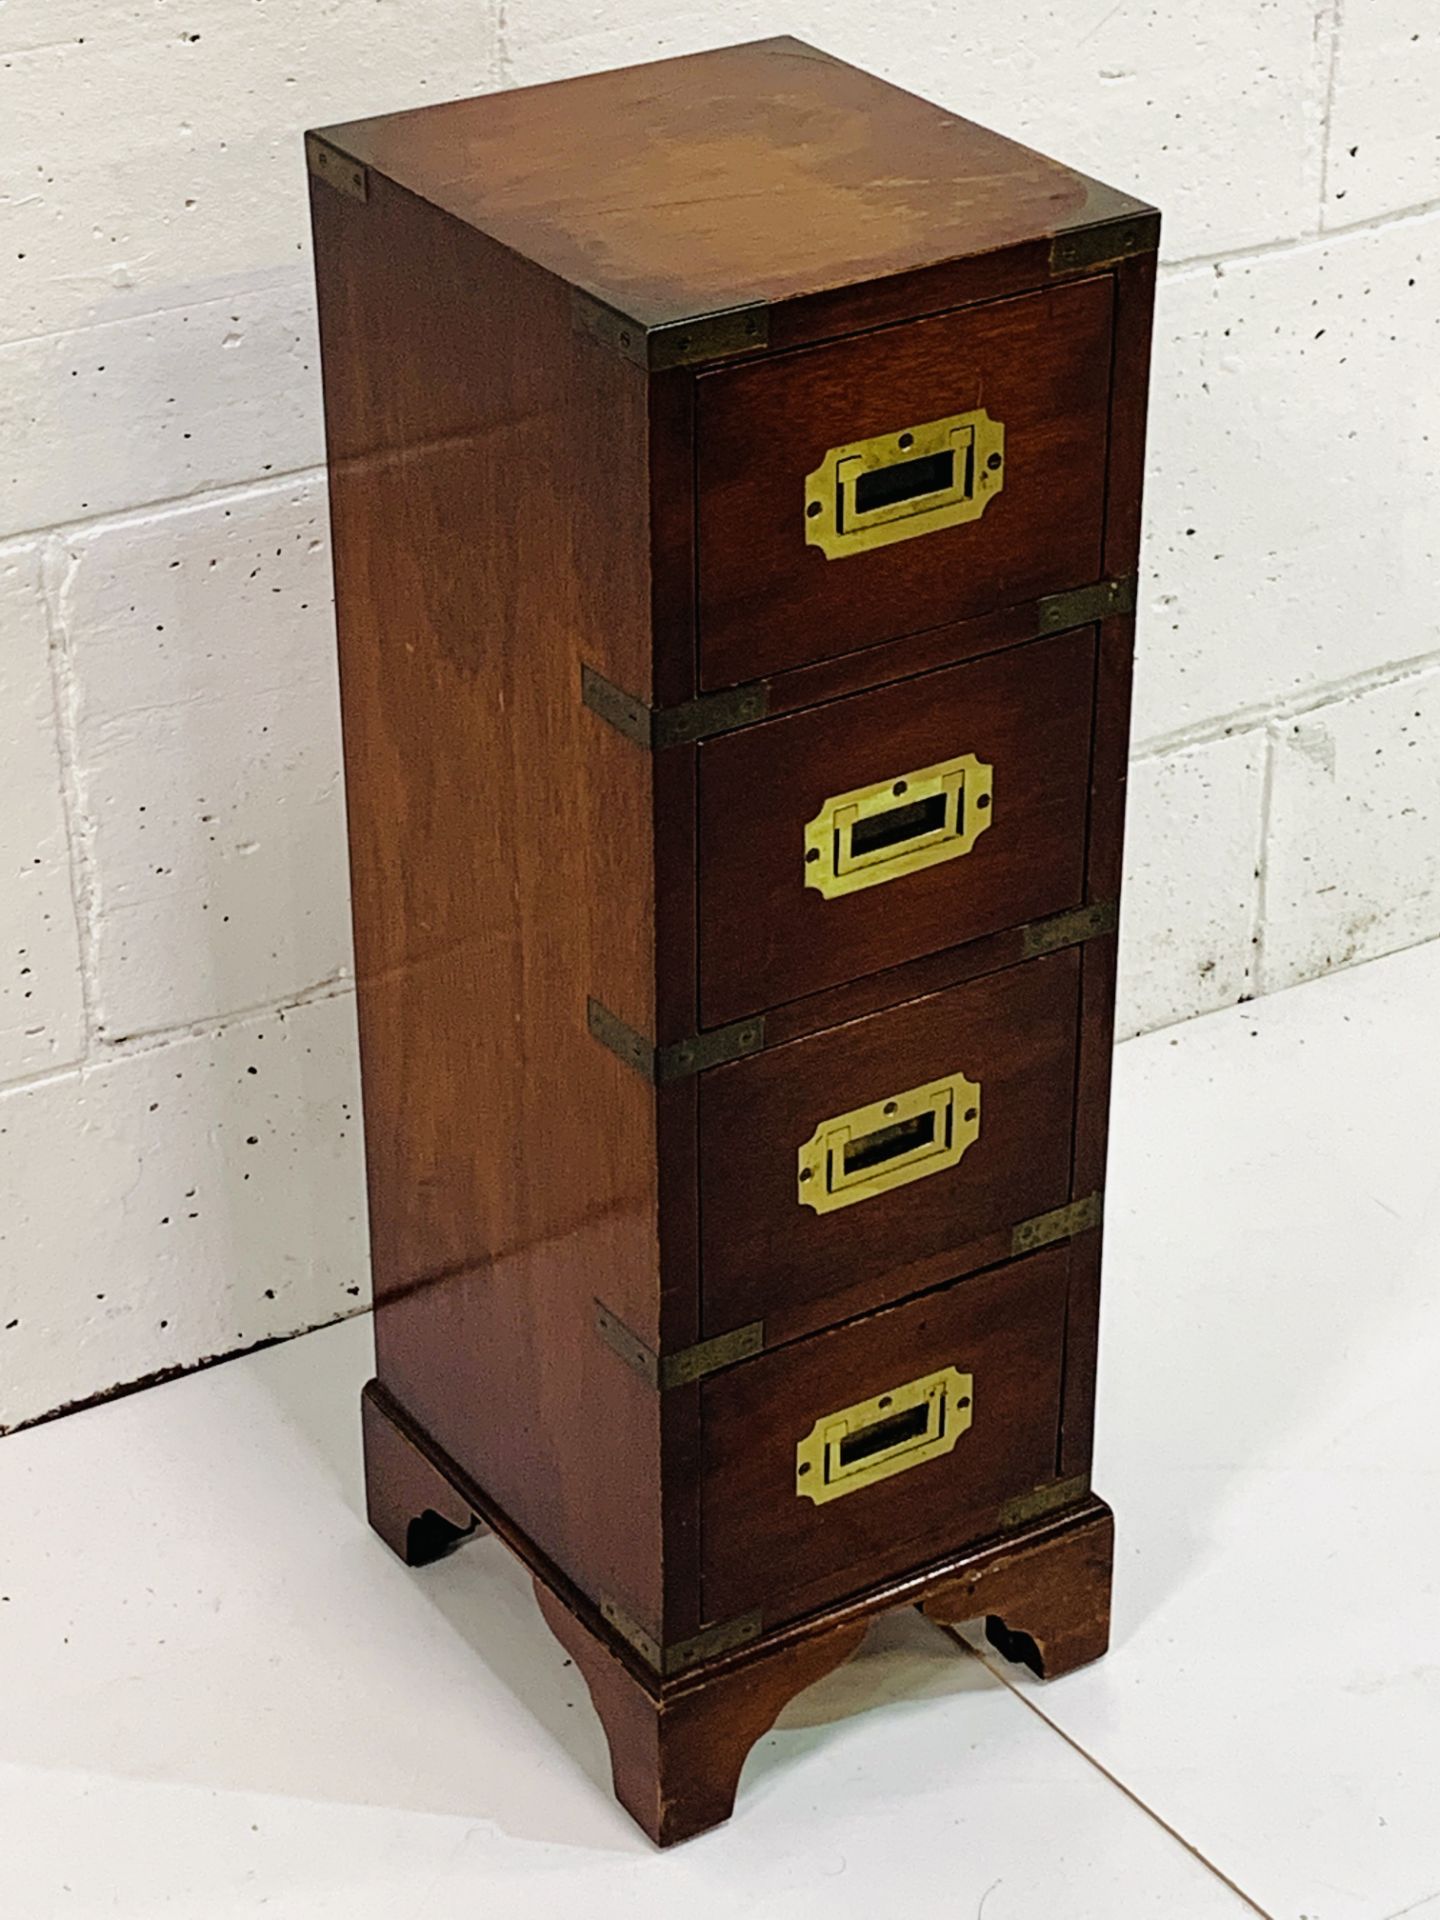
left=1, top=3, right=1436, bottom=1429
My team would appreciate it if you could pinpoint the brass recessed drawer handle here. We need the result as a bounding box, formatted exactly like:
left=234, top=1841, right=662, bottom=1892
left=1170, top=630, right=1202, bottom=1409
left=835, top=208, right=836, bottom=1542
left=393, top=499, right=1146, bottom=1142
left=804, top=752, right=994, bottom=900
left=803, top=408, right=1005, bottom=560
left=796, top=1366, right=974, bottom=1504
left=797, top=1070, right=981, bottom=1215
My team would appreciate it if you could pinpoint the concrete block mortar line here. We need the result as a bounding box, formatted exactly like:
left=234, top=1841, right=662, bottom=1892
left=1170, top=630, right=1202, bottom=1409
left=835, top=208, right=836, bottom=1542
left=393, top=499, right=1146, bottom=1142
left=100, top=974, right=356, bottom=1072
left=8, top=461, right=327, bottom=549
left=1129, top=645, right=1440, bottom=765
left=38, top=533, right=102, bottom=1059
left=0, top=177, right=1433, bottom=485
left=1160, top=185, right=1440, bottom=279
left=0, top=975, right=356, bottom=1107
left=98, top=971, right=356, bottom=1059
left=1250, top=721, right=1281, bottom=1001
left=0, top=263, right=311, bottom=359
left=1, top=221, right=1435, bottom=553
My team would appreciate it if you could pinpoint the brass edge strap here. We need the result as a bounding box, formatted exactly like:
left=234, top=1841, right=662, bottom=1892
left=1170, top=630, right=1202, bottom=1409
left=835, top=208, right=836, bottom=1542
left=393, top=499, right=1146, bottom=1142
left=305, top=133, right=368, bottom=203
left=599, top=1596, right=663, bottom=1670
left=997, top=1473, right=1092, bottom=1531
left=581, top=663, right=769, bottom=748
left=370, top=1383, right=774, bottom=1683
left=586, top=997, right=765, bottom=1084
left=572, top=292, right=769, bottom=371
left=582, top=583, right=1134, bottom=753
left=595, top=1300, right=765, bottom=1390
left=1022, top=899, right=1118, bottom=958
left=1011, top=1191, right=1104, bottom=1256
left=1036, top=575, right=1137, bottom=633
left=601, top=1595, right=765, bottom=1676
left=589, top=898, right=1112, bottom=1084
left=579, top=665, right=651, bottom=746
left=1049, top=210, right=1160, bottom=276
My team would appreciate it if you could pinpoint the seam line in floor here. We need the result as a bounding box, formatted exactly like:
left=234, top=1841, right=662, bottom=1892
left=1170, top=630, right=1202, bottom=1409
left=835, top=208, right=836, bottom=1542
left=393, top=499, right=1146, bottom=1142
left=942, top=1628, right=1278, bottom=1919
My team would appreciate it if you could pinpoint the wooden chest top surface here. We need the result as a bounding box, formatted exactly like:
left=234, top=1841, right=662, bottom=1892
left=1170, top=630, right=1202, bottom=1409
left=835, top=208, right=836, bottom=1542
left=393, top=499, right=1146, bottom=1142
left=319, top=37, right=1152, bottom=327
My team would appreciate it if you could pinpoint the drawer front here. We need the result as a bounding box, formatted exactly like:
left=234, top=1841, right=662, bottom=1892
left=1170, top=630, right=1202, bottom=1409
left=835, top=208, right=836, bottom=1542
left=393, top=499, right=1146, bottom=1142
left=698, top=951, right=1080, bottom=1338
left=696, top=277, right=1114, bottom=689
left=697, top=625, right=1096, bottom=1026
left=700, top=1246, right=1071, bottom=1625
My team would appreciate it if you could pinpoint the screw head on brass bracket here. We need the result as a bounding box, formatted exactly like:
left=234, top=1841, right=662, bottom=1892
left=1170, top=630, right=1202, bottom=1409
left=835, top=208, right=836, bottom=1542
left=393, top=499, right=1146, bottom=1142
left=305, top=132, right=369, bottom=202
left=586, top=997, right=765, bottom=1085
left=997, top=1473, right=1093, bottom=1530
left=581, top=664, right=769, bottom=749
left=595, top=1300, right=764, bottom=1390
left=1022, top=900, right=1118, bottom=959
left=1049, top=210, right=1160, bottom=276
left=1011, top=1191, right=1103, bottom=1255
left=1035, top=576, right=1138, bottom=634
left=573, top=293, right=770, bottom=371
left=601, top=1595, right=765, bottom=1676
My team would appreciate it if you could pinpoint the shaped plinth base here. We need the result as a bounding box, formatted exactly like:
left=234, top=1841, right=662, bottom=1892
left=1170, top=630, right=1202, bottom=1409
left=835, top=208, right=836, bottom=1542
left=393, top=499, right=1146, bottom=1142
left=361, top=1381, right=486, bottom=1567
left=360, top=1382, right=1113, bottom=1846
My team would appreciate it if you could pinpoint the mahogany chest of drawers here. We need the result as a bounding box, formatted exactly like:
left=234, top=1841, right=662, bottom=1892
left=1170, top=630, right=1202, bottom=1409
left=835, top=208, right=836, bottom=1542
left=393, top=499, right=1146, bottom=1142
left=309, top=37, right=1157, bottom=1846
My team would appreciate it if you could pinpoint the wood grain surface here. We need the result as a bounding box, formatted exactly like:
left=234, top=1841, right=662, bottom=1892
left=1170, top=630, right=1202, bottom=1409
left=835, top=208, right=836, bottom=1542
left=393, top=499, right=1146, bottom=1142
left=700, top=1247, right=1071, bottom=1624
left=320, top=38, right=1151, bottom=332
left=314, top=40, right=1155, bottom=1845
left=696, top=276, right=1114, bottom=682
left=314, top=169, right=669, bottom=1634
left=698, top=952, right=1082, bottom=1336
left=698, top=624, right=1098, bottom=1023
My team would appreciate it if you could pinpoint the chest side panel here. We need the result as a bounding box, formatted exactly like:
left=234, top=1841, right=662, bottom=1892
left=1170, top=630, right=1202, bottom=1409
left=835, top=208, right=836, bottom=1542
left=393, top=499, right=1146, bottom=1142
left=313, top=169, right=665, bottom=1626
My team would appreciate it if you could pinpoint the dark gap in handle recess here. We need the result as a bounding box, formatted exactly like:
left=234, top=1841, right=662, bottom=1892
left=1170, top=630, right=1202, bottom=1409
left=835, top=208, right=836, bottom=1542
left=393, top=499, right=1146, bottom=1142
left=837, top=1400, right=932, bottom=1468
left=843, top=1110, right=936, bottom=1176
left=850, top=791, right=948, bottom=858
left=852, top=448, right=956, bottom=514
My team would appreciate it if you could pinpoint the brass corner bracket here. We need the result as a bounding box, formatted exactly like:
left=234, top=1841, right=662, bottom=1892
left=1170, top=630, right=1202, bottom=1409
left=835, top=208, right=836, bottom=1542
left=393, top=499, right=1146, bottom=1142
left=1036, top=575, right=1137, bottom=633
left=573, top=294, right=770, bottom=372
left=1022, top=900, right=1118, bottom=958
left=581, top=664, right=769, bottom=749
left=1011, top=1192, right=1104, bottom=1256
left=601, top=1596, right=765, bottom=1677
left=997, top=1473, right=1093, bottom=1530
left=595, top=1300, right=764, bottom=1391
left=586, top=998, right=765, bottom=1084
left=1049, top=211, right=1160, bottom=276
left=305, top=133, right=368, bottom=203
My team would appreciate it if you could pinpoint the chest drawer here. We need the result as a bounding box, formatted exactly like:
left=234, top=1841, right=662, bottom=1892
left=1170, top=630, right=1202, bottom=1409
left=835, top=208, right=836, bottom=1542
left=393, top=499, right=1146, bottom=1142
left=696, top=276, right=1115, bottom=689
left=698, top=950, right=1081, bottom=1340
left=698, top=624, right=1096, bottom=1027
left=700, top=1244, right=1072, bottom=1627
